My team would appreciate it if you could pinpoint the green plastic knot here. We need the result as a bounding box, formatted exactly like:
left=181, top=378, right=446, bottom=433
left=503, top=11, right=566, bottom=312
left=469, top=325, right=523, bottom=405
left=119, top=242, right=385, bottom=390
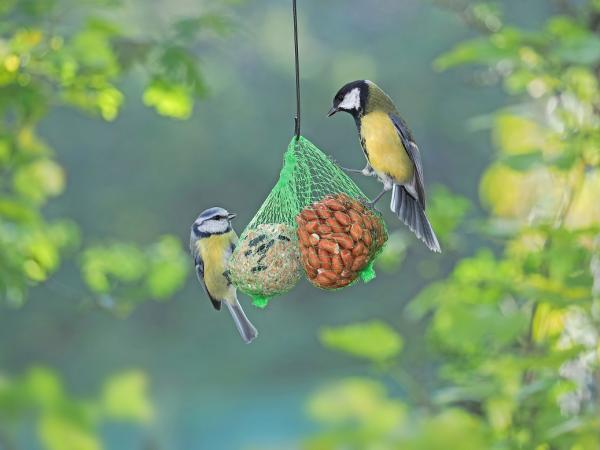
left=360, top=260, right=377, bottom=283
left=251, top=295, right=270, bottom=309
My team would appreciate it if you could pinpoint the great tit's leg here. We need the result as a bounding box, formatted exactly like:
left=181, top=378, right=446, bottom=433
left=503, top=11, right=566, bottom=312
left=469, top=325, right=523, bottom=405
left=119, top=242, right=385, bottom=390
left=342, top=164, right=375, bottom=176
left=368, top=188, right=388, bottom=209
left=341, top=167, right=364, bottom=174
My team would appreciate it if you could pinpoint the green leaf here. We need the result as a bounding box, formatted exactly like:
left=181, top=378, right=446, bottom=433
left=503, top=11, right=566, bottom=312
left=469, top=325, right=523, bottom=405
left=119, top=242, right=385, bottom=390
left=102, top=370, right=153, bottom=423
left=320, top=321, right=403, bottom=362
left=426, top=185, right=471, bottom=241
left=401, top=410, right=490, bottom=450
left=38, top=414, right=100, bottom=450
left=25, top=367, right=63, bottom=410
left=145, top=236, right=188, bottom=299
left=13, top=159, right=65, bottom=204
left=307, top=377, right=406, bottom=431
left=143, top=79, right=193, bottom=119
left=501, top=151, right=544, bottom=171
left=434, top=28, right=522, bottom=71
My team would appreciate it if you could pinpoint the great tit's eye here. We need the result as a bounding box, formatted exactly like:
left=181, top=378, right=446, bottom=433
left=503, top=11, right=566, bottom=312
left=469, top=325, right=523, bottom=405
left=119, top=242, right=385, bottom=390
left=335, top=94, right=343, bottom=101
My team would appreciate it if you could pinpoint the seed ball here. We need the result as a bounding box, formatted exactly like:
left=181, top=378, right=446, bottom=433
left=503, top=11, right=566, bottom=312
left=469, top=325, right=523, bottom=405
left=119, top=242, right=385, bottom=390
left=229, top=223, right=302, bottom=298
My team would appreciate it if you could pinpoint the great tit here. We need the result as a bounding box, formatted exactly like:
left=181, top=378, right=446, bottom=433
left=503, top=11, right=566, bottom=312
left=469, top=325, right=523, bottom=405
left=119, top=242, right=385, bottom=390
left=328, top=80, right=441, bottom=253
left=190, top=207, right=258, bottom=343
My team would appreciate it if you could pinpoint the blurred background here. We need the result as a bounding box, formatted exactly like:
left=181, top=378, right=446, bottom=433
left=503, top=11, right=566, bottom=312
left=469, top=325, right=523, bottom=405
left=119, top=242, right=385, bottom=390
left=0, top=0, right=599, bottom=449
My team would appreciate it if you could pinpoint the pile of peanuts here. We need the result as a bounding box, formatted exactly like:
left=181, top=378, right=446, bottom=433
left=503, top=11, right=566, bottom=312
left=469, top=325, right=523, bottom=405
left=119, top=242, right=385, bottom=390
left=296, top=193, right=387, bottom=289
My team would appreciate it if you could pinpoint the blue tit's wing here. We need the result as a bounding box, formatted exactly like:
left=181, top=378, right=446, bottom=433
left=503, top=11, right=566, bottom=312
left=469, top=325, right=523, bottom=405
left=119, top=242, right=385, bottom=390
left=190, top=238, right=221, bottom=311
left=389, top=113, right=427, bottom=208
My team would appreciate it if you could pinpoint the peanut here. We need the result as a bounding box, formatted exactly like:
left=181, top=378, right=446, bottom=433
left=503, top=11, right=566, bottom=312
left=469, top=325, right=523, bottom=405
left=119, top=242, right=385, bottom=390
left=309, top=233, right=320, bottom=246
left=362, top=230, right=373, bottom=247
left=351, top=255, right=368, bottom=271
left=331, top=254, right=344, bottom=274
left=298, top=228, right=310, bottom=247
left=317, top=224, right=332, bottom=235
left=323, top=198, right=345, bottom=211
left=336, top=277, right=352, bottom=287
left=349, top=223, right=363, bottom=241
left=326, top=217, right=347, bottom=233
left=315, top=205, right=331, bottom=219
left=331, top=233, right=354, bottom=250
left=341, top=269, right=354, bottom=278
left=352, top=242, right=366, bottom=256
left=306, top=266, right=318, bottom=279
left=318, top=239, right=340, bottom=254
left=305, top=220, right=320, bottom=233
left=317, top=269, right=338, bottom=282
left=348, top=210, right=363, bottom=226
left=301, top=209, right=318, bottom=221
left=307, top=247, right=320, bottom=269
left=318, top=248, right=332, bottom=269
left=340, top=249, right=353, bottom=268
left=315, top=272, right=335, bottom=287
left=333, top=211, right=351, bottom=226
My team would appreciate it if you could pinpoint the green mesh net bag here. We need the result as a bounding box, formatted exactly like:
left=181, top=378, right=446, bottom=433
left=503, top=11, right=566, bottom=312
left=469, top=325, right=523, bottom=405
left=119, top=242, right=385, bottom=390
left=228, top=136, right=388, bottom=308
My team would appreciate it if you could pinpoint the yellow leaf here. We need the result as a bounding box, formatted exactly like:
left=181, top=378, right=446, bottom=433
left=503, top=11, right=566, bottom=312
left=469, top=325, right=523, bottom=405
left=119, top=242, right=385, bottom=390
left=493, top=114, right=545, bottom=155
left=533, top=303, right=566, bottom=342
left=566, top=170, right=600, bottom=229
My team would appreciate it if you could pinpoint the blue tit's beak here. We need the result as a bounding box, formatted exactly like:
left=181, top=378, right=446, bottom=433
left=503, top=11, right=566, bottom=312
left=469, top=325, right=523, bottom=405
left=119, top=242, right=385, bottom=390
left=227, top=213, right=237, bottom=221
left=327, top=106, right=338, bottom=117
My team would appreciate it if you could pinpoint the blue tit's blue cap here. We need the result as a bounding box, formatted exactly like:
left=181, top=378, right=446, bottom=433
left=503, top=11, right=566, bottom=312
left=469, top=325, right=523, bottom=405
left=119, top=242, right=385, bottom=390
left=196, top=207, right=231, bottom=223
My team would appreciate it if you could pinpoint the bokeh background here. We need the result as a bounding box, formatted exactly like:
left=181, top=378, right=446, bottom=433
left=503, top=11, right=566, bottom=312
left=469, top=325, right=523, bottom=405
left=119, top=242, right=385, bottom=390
left=1, top=0, right=599, bottom=449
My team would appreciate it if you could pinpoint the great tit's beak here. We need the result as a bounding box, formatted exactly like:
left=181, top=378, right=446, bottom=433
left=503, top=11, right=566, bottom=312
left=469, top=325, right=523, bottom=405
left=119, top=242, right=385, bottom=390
left=227, top=213, right=237, bottom=220
left=327, top=106, right=338, bottom=117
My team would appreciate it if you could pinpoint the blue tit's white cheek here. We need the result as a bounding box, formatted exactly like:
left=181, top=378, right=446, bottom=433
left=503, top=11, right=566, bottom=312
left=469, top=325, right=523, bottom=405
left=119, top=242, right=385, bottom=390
left=339, top=88, right=361, bottom=111
left=199, top=219, right=229, bottom=235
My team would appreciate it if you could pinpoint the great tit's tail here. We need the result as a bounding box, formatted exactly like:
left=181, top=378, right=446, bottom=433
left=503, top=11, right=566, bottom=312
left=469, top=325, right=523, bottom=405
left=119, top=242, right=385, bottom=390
left=391, top=184, right=441, bottom=253
left=224, top=297, right=258, bottom=344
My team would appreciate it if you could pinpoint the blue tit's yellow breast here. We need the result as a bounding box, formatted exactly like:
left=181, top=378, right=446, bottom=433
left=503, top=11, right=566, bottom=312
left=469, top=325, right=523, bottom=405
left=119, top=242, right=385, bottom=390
left=196, top=231, right=237, bottom=300
left=360, top=111, right=414, bottom=184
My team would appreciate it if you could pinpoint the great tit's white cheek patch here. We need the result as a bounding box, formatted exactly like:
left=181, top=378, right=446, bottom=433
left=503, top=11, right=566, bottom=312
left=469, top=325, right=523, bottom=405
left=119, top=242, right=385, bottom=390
left=339, top=88, right=361, bottom=111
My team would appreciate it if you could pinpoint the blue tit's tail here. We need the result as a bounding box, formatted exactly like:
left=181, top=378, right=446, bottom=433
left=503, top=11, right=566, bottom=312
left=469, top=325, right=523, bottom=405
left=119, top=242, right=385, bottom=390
left=391, top=184, right=441, bottom=253
left=225, top=297, right=258, bottom=344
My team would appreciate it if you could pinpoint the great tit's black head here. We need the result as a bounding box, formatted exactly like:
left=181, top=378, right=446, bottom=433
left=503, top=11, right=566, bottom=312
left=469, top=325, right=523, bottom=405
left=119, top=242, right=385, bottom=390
left=328, top=80, right=369, bottom=118
left=192, top=207, right=236, bottom=237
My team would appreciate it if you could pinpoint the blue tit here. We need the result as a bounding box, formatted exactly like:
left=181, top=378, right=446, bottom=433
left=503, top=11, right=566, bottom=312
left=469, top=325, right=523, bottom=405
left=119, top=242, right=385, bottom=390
left=190, top=207, right=258, bottom=343
left=328, top=80, right=441, bottom=253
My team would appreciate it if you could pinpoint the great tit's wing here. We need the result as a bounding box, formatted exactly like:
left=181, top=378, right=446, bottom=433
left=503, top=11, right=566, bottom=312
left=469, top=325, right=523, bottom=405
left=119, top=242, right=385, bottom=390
left=190, top=237, right=221, bottom=311
left=389, top=113, right=426, bottom=209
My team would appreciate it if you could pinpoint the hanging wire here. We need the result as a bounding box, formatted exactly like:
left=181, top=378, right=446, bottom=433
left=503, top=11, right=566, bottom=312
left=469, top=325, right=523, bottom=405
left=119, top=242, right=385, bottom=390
left=292, top=0, right=301, bottom=140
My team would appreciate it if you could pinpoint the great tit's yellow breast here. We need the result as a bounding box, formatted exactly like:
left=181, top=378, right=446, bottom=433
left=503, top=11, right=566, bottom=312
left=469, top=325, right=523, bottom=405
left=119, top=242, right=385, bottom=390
left=197, top=232, right=236, bottom=301
left=360, top=111, right=414, bottom=184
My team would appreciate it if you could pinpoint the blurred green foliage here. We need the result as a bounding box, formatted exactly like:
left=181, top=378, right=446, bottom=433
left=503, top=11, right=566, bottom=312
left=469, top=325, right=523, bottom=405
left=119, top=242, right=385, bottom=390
left=306, top=1, right=600, bottom=449
left=0, top=0, right=233, bottom=309
left=0, top=367, right=152, bottom=450
left=0, top=2, right=223, bottom=445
